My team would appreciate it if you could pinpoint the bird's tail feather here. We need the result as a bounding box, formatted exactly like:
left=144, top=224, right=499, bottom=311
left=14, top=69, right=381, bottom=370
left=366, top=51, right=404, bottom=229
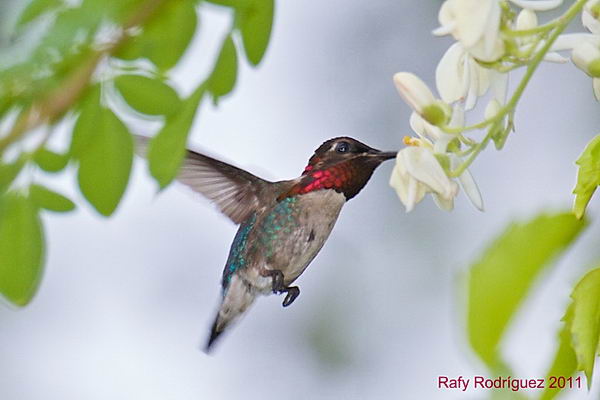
left=205, top=315, right=224, bottom=352
left=204, top=276, right=256, bottom=353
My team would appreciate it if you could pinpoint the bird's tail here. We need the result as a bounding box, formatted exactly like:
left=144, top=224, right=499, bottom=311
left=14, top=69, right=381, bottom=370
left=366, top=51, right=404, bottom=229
left=205, top=275, right=257, bottom=353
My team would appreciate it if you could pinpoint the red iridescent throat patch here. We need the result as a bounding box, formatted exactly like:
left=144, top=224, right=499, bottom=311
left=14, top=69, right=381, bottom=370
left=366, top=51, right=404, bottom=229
left=291, top=164, right=354, bottom=197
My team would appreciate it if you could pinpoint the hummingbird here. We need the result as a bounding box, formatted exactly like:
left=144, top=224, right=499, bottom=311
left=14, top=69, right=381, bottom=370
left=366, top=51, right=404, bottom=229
left=137, top=136, right=397, bottom=351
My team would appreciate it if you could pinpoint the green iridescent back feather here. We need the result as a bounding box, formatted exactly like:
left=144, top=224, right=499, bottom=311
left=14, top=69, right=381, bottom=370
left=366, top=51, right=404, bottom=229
left=221, top=197, right=300, bottom=293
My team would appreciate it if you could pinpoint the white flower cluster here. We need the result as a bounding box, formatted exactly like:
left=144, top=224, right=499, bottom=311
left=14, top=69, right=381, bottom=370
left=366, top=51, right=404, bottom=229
left=558, top=0, right=600, bottom=98
left=390, top=0, right=599, bottom=213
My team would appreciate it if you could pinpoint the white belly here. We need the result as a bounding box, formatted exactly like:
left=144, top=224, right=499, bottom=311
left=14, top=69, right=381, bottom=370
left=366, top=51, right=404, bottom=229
left=241, top=190, right=346, bottom=294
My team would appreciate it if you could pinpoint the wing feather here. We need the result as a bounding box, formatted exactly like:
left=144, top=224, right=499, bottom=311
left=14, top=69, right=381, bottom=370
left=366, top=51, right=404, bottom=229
left=135, top=135, right=271, bottom=224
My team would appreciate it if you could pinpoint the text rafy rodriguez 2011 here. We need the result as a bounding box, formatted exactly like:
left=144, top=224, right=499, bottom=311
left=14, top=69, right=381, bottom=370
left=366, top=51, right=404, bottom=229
left=437, top=375, right=583, bottom=392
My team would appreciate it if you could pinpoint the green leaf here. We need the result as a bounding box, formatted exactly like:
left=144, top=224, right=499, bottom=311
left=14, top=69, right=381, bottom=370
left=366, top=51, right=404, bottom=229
left=205, top=0, right=238, bottom=6
left=17, top=0, right=63, bottom=27
left=99, top=0, right=146, bottom=24
left=0, top=156, right=27, bottom=193
left=568, top=268, right=600, bottom=387
left=116, top=0, right=197, bottom=71
left=33, top=148, right=70, bottom=173
left=208, top=35, right=238, bottom=104
left=74, top=106, right=133, bottom=216
left=573, top=134, right=600, bottom=219
left=236, top=0, right=274, bottom=66
left=70, top=85, right=101, bottom=158
left=30, top=184, right=75, bottom=213
left=467, top=213, right=586, bottom=368
left=148, top=84, right=205, bottom=188
left=115, top=74, right=181, bottom=116
left=540, top=306, right=578, bottom=400
left=0, top=193, right=44, bottom=306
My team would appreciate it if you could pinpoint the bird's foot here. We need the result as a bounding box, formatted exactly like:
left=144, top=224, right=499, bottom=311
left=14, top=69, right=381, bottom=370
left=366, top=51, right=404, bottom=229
left=282, top=286, right=300, bottom=307
left=260, top=269, right=285, bottom=293
left=259, top=269, right=300, bottom=307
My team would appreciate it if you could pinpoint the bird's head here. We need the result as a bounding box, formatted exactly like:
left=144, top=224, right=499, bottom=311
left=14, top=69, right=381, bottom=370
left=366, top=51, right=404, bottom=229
left=303, top=137, right=397, bottom=173
left=279, top=137, right=397, bottom=201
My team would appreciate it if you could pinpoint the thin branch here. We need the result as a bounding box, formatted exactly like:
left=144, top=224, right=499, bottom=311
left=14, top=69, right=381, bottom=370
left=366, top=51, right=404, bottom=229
left=0, top=0, right=166, bottom=154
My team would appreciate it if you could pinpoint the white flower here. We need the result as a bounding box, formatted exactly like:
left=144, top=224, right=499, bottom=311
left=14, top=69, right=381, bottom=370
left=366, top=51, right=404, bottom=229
left=553, top=33, right=600, bottom=101
left=583, top=0, right=600, bottom=35
left=389, top=146, right=458, bottom=212
left=434, top=0, right=504, bottom=62
left=508, top=0, right=562, bottom=11
left=393, top=72, right=448, bottom=126
left=389, top=133, right=483, bottom=212
left=436, top=42, right=491, bottom=110
left=571, top=41, right=600, bottom=77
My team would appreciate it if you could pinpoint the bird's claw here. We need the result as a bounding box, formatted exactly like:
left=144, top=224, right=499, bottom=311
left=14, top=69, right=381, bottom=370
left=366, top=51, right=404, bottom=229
left=282, top=286, right=300, bottom=307
left=260, top=269, right=301, bottom=307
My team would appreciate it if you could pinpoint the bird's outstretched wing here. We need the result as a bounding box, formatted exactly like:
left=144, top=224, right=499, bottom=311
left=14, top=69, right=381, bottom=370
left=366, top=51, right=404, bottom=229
left=135, top=135, right=272, bottom=224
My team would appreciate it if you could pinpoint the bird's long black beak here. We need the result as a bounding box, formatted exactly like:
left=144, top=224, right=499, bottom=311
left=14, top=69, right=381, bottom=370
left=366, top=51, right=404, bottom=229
left=367, top=149, right=398, bottom=162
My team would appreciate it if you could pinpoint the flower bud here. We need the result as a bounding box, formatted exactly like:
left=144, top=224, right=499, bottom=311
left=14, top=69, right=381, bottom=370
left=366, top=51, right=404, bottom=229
left=393, top=72, right=449, bottom=125
left=484, top=99, right=502, bottom=120
left=516, top=9, right=538, bottom=31
left=422, top=102, right=449, bottom=126
left=583, top=0, right=600, bottom=35
left=572, top=41, right=600, bottom=77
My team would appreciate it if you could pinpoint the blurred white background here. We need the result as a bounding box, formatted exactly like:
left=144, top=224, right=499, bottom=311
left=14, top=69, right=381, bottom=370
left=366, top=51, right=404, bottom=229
left=2, top=1, right=600, bottom=399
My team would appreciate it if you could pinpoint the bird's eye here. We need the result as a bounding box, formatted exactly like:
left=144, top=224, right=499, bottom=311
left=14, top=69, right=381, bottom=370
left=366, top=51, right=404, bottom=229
left=336, top=142, right=350, bottom=153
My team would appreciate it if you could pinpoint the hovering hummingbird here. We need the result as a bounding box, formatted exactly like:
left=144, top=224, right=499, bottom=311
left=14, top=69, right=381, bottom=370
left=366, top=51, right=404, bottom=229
left=137, top=136, right=397, bottom=351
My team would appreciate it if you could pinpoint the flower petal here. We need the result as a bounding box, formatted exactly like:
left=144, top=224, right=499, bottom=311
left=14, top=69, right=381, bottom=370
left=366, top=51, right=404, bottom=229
left=406, top=177, right=419, bottom=212
left=390, top=152, right=426, bottom=212
left=409, top=112, right=454, bottom=153
left=508, top=0, right=563, bottom=11
left=454, top=0, right=495, bottom=48
left=475, top=60, right=490, bottom=97
left=402, top=147, right=456, bottom=198
left=583, top=8, right=600, bottom=35
left=433, top=193, right=455, bottom=211
left=490, top=70, right=508, bottom=104
left=435, top=0, right=456, bottom=36
left=393, top=72, right=437, bottom=113
left=468, top=36, right=505, bottom=62
left=449, top=155, right=484, bottom=211
left=436, top=42, right=467, bottom=103
left=572, top=41, right=600, bottom=76
left=543, top=52, right=569, bottom=63
left=593, top=78, right=600, bottom=101
left=551, top=33, right=600, bottom=51
left=458, top=169, right=484, bottom=211
left=481, top=0, right=501, bottom=57
left=464, top=59, right=479, bottom=110
left=449, top=103, right=465, bottom=128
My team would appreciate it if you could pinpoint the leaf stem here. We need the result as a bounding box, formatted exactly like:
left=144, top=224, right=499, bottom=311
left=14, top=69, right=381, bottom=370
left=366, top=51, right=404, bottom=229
left=503, top=21, right=559, bottom=37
